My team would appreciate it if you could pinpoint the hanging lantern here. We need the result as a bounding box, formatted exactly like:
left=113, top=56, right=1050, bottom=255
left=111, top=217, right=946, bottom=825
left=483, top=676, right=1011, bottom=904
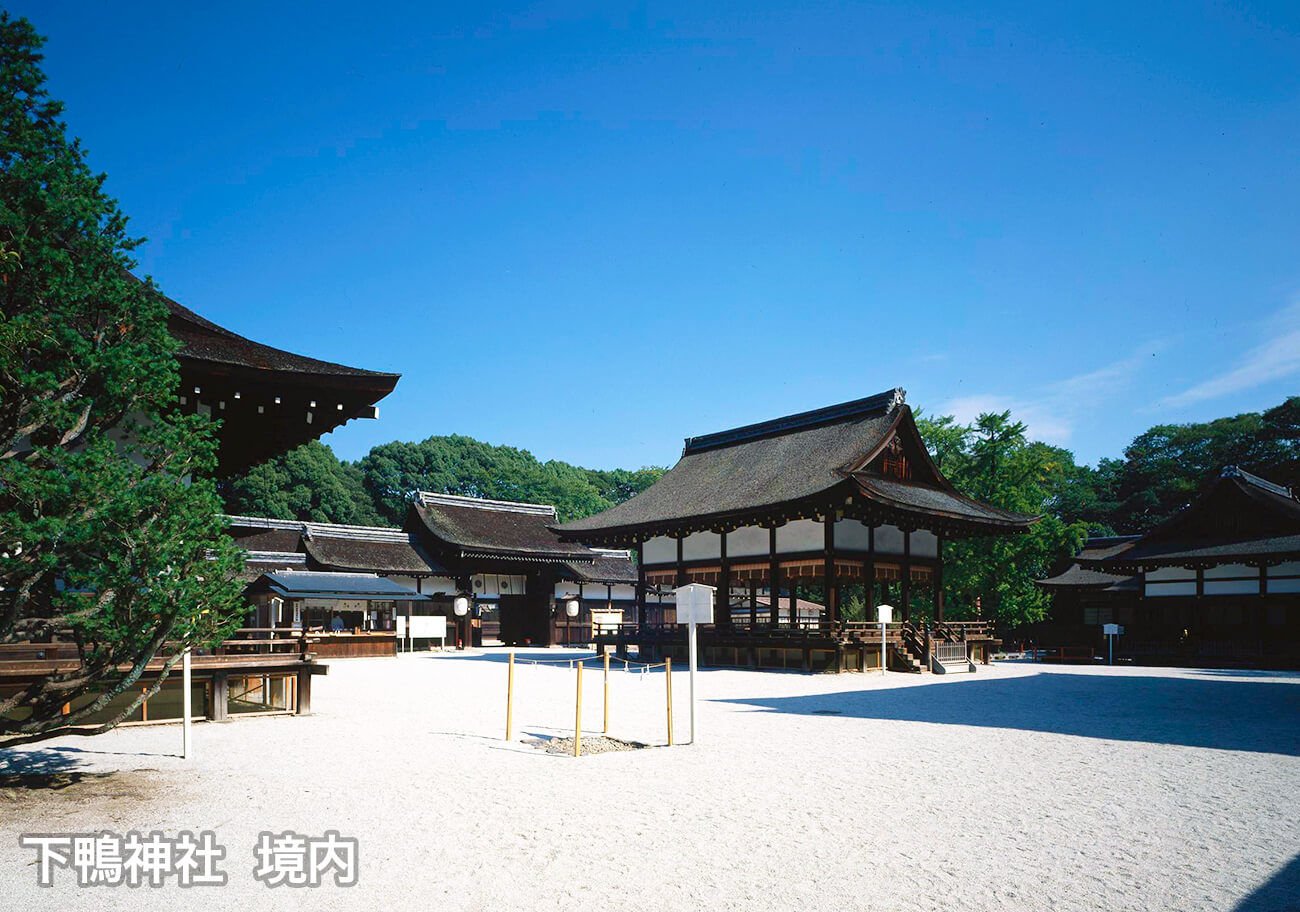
left=565, top=599, right=580, bottom=618
left=453, top=596, right=470, bottom=617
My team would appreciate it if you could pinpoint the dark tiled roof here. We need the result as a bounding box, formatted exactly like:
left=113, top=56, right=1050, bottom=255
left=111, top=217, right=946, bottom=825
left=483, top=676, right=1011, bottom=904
left=1036, top=563, right=1135, bottom=589
left=557, top=390, right=1037, bottom=538
left=165, top=295, right=399, bottom=384
left=303, top=536, right=442, bottom=575
left=557, top=392, right=903, bottom=534
left=560, top=550, right=638, bottom=584
left=1077, top=468, right=1300, bottom=568
left=854, top=476, right=1037, bottom=529
left=411, top=493, right=595, bottom=562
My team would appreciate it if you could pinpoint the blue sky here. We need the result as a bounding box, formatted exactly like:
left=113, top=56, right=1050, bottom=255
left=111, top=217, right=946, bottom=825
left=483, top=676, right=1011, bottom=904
left=15, top=1, right=1300, bottom=469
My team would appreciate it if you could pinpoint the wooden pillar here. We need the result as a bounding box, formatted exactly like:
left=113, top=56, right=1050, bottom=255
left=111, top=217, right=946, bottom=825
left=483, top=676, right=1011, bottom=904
left=866, top=524, right=877, bottom=616
left=823, top=515, right=837, bottom=627
left=901, top=530, right=912, bottom=622
left=635, top=539, right=647, bottom=631
left=295, top=667, right=313, bottom=716
left=675, top=535, right=687, bottom=588
left=749, top=579, right=758, bottom=627
left=718, top=529, right=731, bottom=627
left=935, top=534, right=945, bottom=623
left=208, top=672, right=229, bottom=722
left=768, top=526, right=780, bottom=628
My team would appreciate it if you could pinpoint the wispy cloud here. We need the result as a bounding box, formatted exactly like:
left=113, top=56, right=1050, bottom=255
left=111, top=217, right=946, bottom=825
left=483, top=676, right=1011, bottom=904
left=1159, top=301, right=1300, bottom=408
left=938, top=347, right=1159, bottom=446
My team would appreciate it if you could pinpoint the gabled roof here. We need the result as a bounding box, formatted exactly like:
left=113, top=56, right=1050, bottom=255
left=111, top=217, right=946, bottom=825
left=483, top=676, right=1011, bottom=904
left=555, top=389, right=1037, bottom=541
left=1077, top=467, right=1300, bottom=568
left=249, top=570, right=429, bottom=601
left=409, top=493, right=595, bottom=563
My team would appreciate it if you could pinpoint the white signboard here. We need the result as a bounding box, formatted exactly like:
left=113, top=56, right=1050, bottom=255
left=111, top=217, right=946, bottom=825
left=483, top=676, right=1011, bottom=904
left=1103, top=623, right=1123, bottom=636
left=409, top=616, right=447, bottom=639
left=876, top=604, right=894, bottom=624
left=673, top=583, right=715, bottom=625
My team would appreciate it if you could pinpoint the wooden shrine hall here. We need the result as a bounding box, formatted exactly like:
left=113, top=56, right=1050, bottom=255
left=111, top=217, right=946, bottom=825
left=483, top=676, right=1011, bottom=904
left=556, top=389, right=1038, bottom=672
left=1037, top=466, right=1300, bottom=669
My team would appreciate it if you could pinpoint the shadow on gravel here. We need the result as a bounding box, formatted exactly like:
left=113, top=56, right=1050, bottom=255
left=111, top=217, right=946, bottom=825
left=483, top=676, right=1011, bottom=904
left=718, top=671, right=1300, bottom=755
left=0, top=747, right=91, bottom=790
left=1234, top=852, right=1300, bottom=911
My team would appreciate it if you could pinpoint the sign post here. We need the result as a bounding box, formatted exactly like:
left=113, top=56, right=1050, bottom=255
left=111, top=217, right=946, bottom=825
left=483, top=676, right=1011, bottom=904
left=1103, top=623, right=1124, bottom=665
left=877, top=604, right=895, bottom=675
left=673, top=583, right=714, bottom=745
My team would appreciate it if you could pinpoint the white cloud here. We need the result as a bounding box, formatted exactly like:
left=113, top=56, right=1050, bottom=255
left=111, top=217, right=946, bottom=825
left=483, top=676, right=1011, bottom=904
left=1159, top=301, right=1300, bottom=408
left=938, top=349, right=1156, bottom=446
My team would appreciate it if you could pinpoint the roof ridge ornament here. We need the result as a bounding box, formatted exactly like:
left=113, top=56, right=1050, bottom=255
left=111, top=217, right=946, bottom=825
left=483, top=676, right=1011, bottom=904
left=682, top=387, right=908, bottom=455
left=417, top=490, right=559, bottom=517
left=1222, top=465, right=1295, bottom=500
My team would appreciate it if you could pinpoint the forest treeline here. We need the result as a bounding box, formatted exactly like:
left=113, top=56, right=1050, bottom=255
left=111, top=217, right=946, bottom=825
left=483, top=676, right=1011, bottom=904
left=221, top=397, right=1300, bottom=629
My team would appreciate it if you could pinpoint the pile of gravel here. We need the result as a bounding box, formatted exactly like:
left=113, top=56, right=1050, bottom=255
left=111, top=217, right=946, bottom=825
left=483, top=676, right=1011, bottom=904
left=528, top=735, right=647, bottom=756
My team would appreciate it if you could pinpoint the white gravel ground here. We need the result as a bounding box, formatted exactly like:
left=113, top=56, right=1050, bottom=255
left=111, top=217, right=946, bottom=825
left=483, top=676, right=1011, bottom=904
left=2, top=651, right=1298, bottom=911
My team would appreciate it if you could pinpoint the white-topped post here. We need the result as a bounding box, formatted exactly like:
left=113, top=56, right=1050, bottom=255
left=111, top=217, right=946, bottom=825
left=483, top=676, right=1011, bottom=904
left=877, top=603, right=894, bottom=675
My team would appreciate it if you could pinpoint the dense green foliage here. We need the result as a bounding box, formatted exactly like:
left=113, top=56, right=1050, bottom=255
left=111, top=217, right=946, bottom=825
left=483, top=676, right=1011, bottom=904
left=0, top=16, right=245, bottom=744
left=223, top=440, right=386, bottom=526
left=222, top=435, right=666, bottom=526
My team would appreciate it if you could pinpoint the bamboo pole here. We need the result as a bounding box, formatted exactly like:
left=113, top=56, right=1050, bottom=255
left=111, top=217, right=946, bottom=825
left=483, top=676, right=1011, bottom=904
left=603, top=652, right=610, bottom=734
left=505, top=651, right=515, bottom=741
left=665, top=657, right=674, bottom=746
left=574, top=659, right=584, bottom=758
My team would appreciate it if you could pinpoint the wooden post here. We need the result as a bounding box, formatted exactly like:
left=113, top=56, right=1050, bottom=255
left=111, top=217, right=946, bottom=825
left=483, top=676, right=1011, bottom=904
left=901, top=530, right=912, bottom=622
left=768, top=526, right=780, bottom=628
left=209, top=672, right=229, bottom=722
left=574, top=659, right=583, bottom=758
left=603, top=651, right=610, bottom=734
left=505, top=651, right=515, bottom=741
left=823, top=516, right=836, bottom=627
left=718, top=529, right=730, bottom=628
left=635, top=539, right=647, bottom=631
left=296, top=666, right=313, bottom=716
left=935, top=534, right=945, bottom=623
left=665, top=657, right=674, bottom=746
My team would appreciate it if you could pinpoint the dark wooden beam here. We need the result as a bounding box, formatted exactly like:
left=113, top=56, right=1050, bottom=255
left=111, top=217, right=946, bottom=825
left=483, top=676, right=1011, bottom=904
left=718, top=529, right=730, bottom=627
left=769, top=526, right=780, bottom=628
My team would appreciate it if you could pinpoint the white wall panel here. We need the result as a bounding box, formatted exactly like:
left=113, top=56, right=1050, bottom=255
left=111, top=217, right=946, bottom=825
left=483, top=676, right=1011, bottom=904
left=1204, top=580, right=1261, bottom=596
left=1146, top=566, right=1195, bottom=582
left=726, top=525, right=770, bottom=558
left=644, top=536, right=676, bottom=565
left=1145, top=581, right=1197, bottom=597
left=1204, top=563, right=1255, bottom=579
left=683, top=531, right=722, bottom=560
left=911, top=530, right=939, bottom=558
left=874, top=524, right=905, bottom=555
left=776, top=519, right=824, bottom=553
left=834, top=518, right=872, bottom=551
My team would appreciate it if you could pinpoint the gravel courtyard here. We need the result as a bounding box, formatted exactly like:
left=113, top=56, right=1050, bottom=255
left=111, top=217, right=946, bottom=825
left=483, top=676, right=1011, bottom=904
left=2, top=651, right=1297, bottom=911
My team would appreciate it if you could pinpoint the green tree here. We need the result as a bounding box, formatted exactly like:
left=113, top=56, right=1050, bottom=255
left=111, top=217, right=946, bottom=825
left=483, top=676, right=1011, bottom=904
left=916, top=412, right=1089, bottom=632
left=0, top=16, right=245, bottom=744
left=357, top=435, right=664, bottom=524
left=222, top=440, right=386, bottom=526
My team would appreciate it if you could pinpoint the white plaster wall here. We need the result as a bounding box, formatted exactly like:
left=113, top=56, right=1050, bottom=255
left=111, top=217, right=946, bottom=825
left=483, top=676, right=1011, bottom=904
left=834, top=518, right=872, bottom=551
left=1145, top=581, right=1197, bottom=597
left=1146, top=567, right=1195, bottom=582
left=911, top=530, right=939, bottom=558
left=1268, top=561, right=1300, bottom=578
left=1268, top=578, right=1300, bottom=593
left=683, top=530, right=722, bottom=560
left=726, top=525, right=769, bottom=558
left=1204, top=580, right=1261, bottom=596
left=1204, top=563, right=1255, bottom=579
left=644, top=536, right=676, bottom=565
left=776, top=519, right=824, bottom=553
left=610, top=584, right=636, bottom=601
left=874, top=524, right=905, bottom=555
left=424, top=576, right=458, bottom=595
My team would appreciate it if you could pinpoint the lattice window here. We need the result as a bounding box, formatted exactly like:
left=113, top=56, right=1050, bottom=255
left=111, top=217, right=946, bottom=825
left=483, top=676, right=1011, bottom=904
left=880, top=437, right=911, bottom=480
